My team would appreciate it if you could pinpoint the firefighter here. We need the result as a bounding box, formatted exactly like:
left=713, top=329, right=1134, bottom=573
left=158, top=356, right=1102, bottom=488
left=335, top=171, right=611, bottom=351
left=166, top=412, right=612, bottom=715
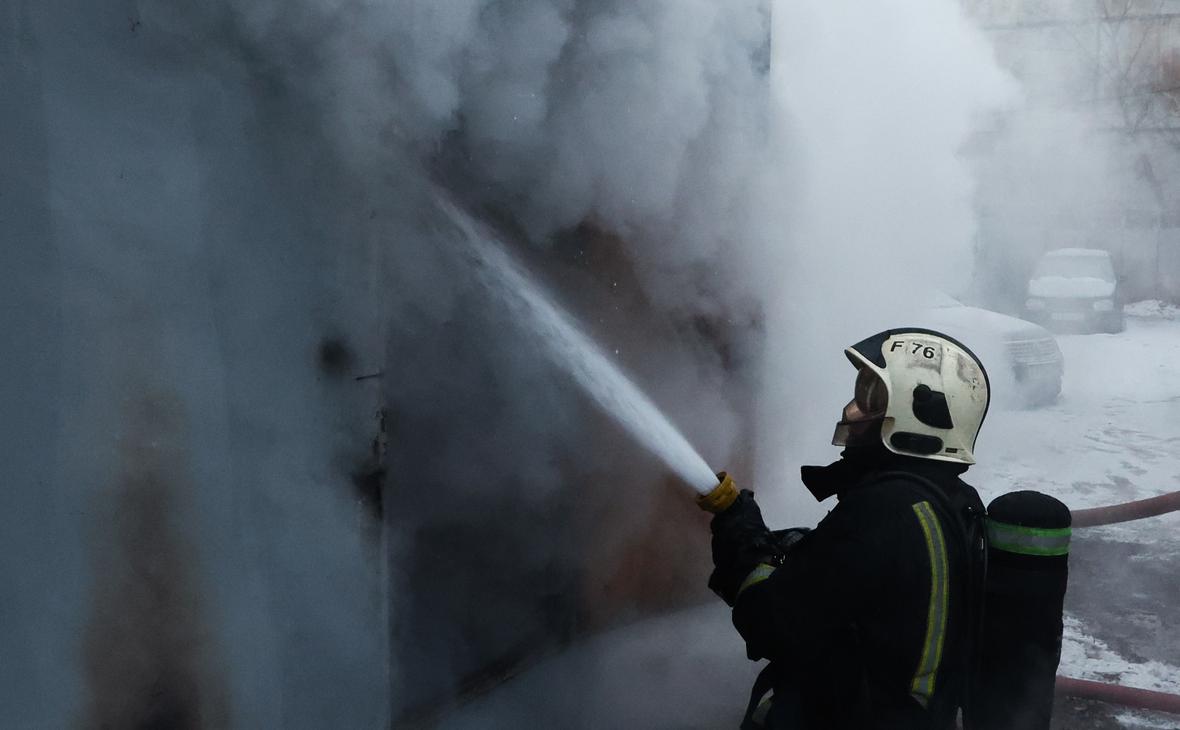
left=704, top=328, right=990, bottom=729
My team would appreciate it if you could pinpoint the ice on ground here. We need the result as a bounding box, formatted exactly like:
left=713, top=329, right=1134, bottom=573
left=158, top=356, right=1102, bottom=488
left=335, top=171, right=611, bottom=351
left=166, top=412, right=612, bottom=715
left=1061, top=614, right=1180, bottom=694
left=1113, top=711, right=1180, bottom=729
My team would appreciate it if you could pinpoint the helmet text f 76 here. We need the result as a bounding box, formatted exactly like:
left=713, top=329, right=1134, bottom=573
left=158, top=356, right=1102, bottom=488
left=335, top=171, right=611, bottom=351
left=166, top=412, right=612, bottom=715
left=832, top=328, right=990, bottom=465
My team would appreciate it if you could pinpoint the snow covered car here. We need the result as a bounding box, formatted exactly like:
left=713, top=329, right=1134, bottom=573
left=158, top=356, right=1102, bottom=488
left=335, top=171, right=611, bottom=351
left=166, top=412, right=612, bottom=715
left=917, top=293, right=1064, bottom=407
left=1024, top=248, right=1125, bottom=333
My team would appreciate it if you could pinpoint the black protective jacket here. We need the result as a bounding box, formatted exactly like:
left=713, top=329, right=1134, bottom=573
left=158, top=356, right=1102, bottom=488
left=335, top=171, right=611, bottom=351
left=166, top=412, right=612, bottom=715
left=710, top=452, right=985, bottom=730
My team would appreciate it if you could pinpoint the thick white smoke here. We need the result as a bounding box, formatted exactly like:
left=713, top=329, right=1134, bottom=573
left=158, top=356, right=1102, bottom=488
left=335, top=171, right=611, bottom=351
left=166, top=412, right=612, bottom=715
left=204, top=0, right=1013, bottom=499
left=4, top=0, right=1023, bottom=726
left=968, top=2, right=1169, bottom=314
left=749, top=0, right=1015, bottom=522
left=198, top=1, right=772, bottom=290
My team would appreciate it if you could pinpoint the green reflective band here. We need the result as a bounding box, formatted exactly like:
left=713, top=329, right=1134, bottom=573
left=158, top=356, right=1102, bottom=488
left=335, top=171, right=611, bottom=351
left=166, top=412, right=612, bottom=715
left=910, top=501, right=949, bottom=709
left=751, top=697, right=773, bottom=726
left=987, top=519, right=1071, bottom=557
left=736, top=563, right=777, bottom=599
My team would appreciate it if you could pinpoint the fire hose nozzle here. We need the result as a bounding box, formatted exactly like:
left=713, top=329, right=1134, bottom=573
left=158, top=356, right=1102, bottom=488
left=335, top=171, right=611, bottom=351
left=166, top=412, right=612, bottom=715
left=697, top=471, right=739, bottom=513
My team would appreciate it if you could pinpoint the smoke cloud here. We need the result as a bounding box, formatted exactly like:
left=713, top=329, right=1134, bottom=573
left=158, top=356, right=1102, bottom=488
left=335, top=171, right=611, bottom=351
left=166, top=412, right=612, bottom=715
left=754, top=1, right=1013, bottom=511
left=969, top=2, right=1172, bottom=313
left=174, top=0, right=1015, bottom=503
left=158, top=0, right=775, bottom=291
left=1, top=0, right=1031, bottom=726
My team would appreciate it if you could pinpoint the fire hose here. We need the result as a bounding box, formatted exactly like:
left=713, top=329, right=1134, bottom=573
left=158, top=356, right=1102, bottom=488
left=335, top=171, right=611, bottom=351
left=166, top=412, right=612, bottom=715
left=1055, top=676, right=1180, bottom=716
left=1053, top=489, right=1180, bottom=716
left=1070, top=490, right=1180, bottom=528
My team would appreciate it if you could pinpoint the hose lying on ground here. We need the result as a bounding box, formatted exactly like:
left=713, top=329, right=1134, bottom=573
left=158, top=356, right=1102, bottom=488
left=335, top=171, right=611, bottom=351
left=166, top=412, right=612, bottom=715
left=1071, top=490, right=1180, bottom=528
left=1056, top=676, right=1180, bottom=715
left=1056, top=490, right=1180, bottom=716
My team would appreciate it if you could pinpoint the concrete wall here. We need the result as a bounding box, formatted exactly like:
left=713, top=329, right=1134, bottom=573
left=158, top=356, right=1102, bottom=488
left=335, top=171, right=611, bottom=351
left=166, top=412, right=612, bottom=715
left=2, top=4, right=388, bottom=726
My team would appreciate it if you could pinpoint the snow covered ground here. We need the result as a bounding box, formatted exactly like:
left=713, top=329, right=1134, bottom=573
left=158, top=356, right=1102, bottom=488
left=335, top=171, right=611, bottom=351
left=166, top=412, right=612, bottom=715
left=972, top=302, right=1180, bottom=727
left=1061, top=614, right=1180, bottom=701
left=973, top=300, right=1180, bottom=520
left=961, top=303, right=1180, bottom=728
left=444, top=303, right=1180, bottom=729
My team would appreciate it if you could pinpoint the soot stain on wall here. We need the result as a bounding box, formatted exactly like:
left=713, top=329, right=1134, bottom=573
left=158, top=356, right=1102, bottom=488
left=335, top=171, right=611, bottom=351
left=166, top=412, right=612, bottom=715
left=80, top=392, right=228, bottom=730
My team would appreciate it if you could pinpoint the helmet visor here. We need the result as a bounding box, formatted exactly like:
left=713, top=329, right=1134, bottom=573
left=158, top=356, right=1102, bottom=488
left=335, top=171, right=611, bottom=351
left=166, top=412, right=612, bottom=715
left=853, top=366, right=888, bottom=417
left=832, top=367, right=888, bottom=446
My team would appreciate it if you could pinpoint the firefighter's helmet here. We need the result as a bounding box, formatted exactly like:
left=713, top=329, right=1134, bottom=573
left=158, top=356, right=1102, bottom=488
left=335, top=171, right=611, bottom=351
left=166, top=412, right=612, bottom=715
left=832, top=328, right=990, bottom=465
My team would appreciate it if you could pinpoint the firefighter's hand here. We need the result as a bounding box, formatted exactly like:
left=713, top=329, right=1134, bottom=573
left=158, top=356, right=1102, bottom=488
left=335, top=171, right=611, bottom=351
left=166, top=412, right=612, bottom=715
left=708, top=489, right=779, bottom=605
left=710, top=489, right=766, bottom=534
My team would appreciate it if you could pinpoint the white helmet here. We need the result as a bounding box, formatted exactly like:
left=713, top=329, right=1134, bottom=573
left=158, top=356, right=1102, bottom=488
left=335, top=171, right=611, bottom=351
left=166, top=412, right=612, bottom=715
left=832, top=328, right=990, bottom=465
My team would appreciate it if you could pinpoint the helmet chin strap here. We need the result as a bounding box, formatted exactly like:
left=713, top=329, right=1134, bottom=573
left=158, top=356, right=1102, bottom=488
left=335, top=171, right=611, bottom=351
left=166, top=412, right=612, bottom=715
left=840, top=424, right=891, bottom=464
left=803, top=427, right=970, bottom=503
left=832, top=412, right=885, bottom=449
